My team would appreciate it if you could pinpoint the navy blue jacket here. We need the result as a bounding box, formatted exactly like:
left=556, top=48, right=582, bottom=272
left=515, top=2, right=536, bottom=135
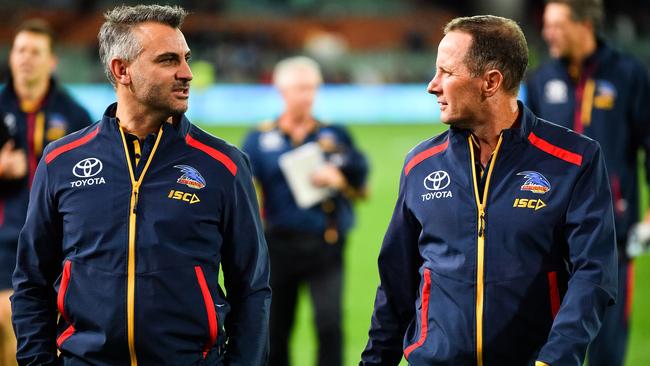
left=12, top=104, right=271, bottom=366
left=361, top=103, right=617, bottom=366
left=242, top=120, right=368, bottom=238
left=0, top=77, right=91, bottom=289
left=526, top=41, right=650, bottom=250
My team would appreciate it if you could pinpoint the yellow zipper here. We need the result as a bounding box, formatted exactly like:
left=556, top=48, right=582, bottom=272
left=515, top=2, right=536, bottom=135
left=34, top=111, right=45, bottom=156
left=119, top=126, right=164, bottom=366
left=468, top=134, right=503, bottom=366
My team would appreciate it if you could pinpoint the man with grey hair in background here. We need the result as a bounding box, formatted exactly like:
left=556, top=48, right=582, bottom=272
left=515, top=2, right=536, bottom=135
left=242, top=56, right=368, bottom=366
left=11, top=4, right=271, bottom=365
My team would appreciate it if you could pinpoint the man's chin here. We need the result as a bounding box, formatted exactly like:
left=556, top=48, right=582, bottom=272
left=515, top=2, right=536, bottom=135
left=548, top=48, right=564, bottom=59
left=441, top=117, right=472, bottom=130
left=170, top=102, right=189, bottom=115
left=440, top=115, right=455, bottom=126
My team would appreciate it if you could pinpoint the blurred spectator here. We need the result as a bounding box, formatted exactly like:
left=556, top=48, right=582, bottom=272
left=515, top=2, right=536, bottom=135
left=526, top=1, right=650, bottom=364
left=242, top=56, right=368, bottom=366
left=0, top=19, right=91, bottom=366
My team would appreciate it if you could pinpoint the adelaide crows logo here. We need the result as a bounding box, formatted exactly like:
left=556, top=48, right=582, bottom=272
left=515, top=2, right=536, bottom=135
left=174, top=165, right=206, bottom=189
left=517, top=171, right=551, bottom=194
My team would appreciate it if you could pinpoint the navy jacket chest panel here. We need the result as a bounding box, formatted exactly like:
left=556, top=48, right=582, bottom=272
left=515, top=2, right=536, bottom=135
left=53, top=138, right=131, bottom=269
left=534, top=70, right=631, bottom=174
left=405, top=142, right=477, bottom=280
left=249, top=132, right=326, bottom=225
left=257, top=149, right=287, bottom=188
left=484, top=145, right=576, bottom=280
left=135, top=145, right=226, bottom=271
left=405, top=140, right=579, bottom=282
left=51, top=138, right=227, bottom=271
left=535, top=68, right=629, bottom=127
left=6, top=98, right=82, bottom=149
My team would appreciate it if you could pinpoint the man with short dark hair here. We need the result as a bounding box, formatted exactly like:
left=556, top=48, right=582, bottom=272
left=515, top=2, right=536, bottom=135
left=0, top=18, right=90, bottom=366
left=11, top=5, right=271, bottom=365
left=526, top=1, right=650, bottom=364
left=361, top=15, right=617, bottom=366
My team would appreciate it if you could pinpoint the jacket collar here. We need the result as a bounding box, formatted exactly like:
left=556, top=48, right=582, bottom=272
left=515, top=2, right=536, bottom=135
left=557, top=39, right=613, bottom=75
left=100, top=102, right=191, bottom=139
left=0, top=76, right=59, bottom=110
left=448, top=100, right=537, bottom=146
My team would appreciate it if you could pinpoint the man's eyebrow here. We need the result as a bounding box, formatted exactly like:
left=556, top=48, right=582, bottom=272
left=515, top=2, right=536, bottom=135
left=154, top=52, right=180, bottom=61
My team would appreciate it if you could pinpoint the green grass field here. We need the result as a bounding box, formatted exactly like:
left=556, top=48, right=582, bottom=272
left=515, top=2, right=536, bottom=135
left=203, top=123, right=650, bottom=366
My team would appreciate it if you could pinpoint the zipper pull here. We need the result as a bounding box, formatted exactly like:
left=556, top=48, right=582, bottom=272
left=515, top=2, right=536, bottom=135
left=133, top=190, right=139, bottom=214
left=478, top=211, right=485, bottom=237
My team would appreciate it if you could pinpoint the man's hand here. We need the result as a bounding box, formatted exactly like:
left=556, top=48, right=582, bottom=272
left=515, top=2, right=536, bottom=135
left=0, top=140, right=28, bottom=180
left=311, top=164, right=347, bottom=191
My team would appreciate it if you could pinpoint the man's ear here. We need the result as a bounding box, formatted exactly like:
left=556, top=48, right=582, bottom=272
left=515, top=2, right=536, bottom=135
left=482, top=69, right=504, bottom=97
left=110, top=58, right=131, bottom=85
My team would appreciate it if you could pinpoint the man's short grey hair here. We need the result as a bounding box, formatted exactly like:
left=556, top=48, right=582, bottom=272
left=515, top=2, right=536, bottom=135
left=98, top=4, right=188, bottom=86
left=273, top=56, right=323, bottom=89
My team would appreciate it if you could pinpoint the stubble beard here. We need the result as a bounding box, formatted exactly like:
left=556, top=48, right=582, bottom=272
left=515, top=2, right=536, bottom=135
left=133, top=78, right=189, bottom=118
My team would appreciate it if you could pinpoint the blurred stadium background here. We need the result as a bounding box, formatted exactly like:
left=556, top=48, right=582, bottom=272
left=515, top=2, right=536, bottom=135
left=1, top=0, right=649, bottom=365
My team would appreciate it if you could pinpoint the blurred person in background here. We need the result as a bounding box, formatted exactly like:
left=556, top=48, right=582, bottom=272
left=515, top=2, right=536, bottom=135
left=0, top=18, right=91, bottom=366
left=242, top=56, right=369, bottom=366
left=11, top=5, right=270, bottom=365
left=361, top=15, right=617, bottom=366
left=526, top=1, right=650, bottom=364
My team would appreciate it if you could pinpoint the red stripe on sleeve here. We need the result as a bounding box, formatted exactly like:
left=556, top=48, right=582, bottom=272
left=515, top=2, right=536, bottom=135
left=528, top=132, right=583, bottom=167
left=186, top=134, right=237, bottom=176
left=547, top=271, right=561, bottom=319
left=45, top=126, right=100, bottom=164
left=404, top=139, right=449, bottom=176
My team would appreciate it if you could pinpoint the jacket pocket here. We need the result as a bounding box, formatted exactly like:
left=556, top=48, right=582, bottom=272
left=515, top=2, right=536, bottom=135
left=547, top=271, right=561, bottom=319
left=404, top=268, right=432, bottom=360
left=194, top=265, right=218, bottom=358
left=56, top=260, right=75, bottom=347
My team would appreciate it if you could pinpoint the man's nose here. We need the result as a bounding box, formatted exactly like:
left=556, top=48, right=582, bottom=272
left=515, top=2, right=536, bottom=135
left=427, top=76, right=440, bottom=95
left=178, top=59, right=193, bottom=81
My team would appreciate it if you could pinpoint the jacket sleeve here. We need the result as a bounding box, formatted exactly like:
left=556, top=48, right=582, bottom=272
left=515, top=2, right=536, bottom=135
left=240, top=130, right=261, bottom=178
left=61, top=87, right=93, bottom=135
left=11, top=156, right=63, bottom=366
left=360, top=169, right=421, bottom=365
left=332, top=126, right=369, bottom=191
left=220, top=153, right=271, bottom=366
left=628, top=61, right=650, bottom=188
left=536, top=143, right=618, bottom=366
left=71, top=105, right=93, bottom=134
